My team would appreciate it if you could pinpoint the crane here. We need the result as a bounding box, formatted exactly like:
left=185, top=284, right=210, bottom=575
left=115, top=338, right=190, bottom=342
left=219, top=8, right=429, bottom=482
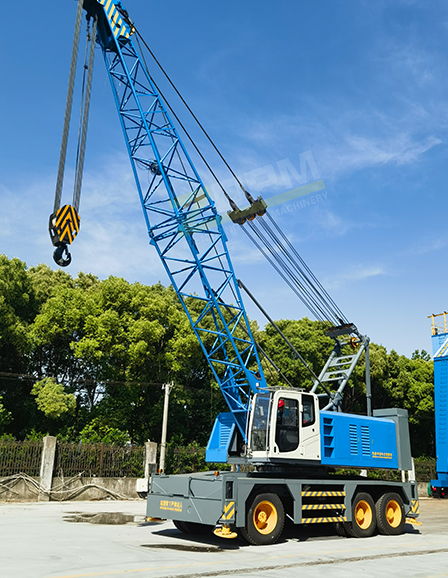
left=52, top=0, right=419, bottom=543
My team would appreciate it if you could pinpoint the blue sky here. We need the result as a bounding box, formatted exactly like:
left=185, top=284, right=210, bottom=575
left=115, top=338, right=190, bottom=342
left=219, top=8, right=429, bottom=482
left=1, top=0, right=448, bottom=357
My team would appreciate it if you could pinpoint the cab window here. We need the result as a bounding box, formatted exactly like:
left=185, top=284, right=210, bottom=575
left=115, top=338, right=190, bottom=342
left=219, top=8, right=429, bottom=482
left=302, top=394, right=315, bottom=427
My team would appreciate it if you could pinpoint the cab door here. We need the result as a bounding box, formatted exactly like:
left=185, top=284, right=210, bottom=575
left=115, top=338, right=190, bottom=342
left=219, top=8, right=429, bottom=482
left=297, top=393, right=320, bottom=460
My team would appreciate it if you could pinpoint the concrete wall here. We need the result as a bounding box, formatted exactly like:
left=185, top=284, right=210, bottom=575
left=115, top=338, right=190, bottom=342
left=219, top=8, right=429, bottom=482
left=0, top=475, right=141, bottom=502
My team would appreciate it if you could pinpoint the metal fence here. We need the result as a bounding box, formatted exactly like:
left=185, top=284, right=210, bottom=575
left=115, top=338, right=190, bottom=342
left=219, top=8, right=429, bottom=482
left=0, top=438, right=438, bottom=482
left=415, top=460, right=436, bottom=482
left=53, top=443, right=145, bottom=478
left=0, top=440, right=42, bottom=476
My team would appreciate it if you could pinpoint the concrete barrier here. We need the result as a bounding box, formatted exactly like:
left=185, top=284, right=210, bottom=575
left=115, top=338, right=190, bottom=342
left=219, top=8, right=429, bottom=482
left=0, top=475, right=141, bottom=502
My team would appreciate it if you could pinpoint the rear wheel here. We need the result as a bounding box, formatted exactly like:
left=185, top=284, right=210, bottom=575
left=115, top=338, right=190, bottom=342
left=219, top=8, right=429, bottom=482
left=173, top=520, right=214, bottom=534
left=345, top=492, right=376, bottom=538
left=334, top=521, right=350, bottom=537
left=173, top=520, right=189, bottom=533
left=182, top=521, right=214, bottom=534
left=375, top=493, right=405, bottom=535
left=240, top=492, right=285, bottom=545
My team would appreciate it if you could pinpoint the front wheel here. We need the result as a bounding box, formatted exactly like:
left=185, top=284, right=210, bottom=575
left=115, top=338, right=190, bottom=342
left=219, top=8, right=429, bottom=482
left=345, top=492, right=376, bottom=538
left=375, top=493, right=405, bottom=535
left=240, top=492, right=285, bottom=545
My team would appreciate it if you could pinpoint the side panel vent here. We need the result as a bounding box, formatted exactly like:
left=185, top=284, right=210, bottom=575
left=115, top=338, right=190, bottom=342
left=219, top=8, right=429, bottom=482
left=361, top=425, right=370, bottom=456
left=349, top=424, right=358, bottom=455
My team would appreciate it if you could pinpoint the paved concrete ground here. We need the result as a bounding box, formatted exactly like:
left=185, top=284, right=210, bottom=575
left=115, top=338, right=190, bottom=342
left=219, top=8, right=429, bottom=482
left=1, top=498, right=448, bottom=578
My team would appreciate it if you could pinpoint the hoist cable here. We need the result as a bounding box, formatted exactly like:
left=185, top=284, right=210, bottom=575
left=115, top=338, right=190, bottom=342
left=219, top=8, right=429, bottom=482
left=217, top=298, right=295, bottom=388
left=53, top=0, right=84, bottom=214
left=73, top=21, right=90, bottom=192
left=73, top=16, right=97, bottom=213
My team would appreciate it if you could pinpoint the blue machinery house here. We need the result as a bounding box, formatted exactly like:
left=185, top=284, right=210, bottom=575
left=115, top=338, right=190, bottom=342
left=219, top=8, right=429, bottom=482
left=430, top=312, right=448, bottom=491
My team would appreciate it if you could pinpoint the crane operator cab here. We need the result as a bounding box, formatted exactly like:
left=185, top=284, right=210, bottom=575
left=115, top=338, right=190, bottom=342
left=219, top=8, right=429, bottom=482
left=248, top=389, right=321, bottom=463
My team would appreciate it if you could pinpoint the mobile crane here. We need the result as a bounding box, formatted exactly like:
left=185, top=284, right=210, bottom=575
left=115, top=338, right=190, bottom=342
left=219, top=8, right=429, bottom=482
left=51, top=0, right=419, bottom=544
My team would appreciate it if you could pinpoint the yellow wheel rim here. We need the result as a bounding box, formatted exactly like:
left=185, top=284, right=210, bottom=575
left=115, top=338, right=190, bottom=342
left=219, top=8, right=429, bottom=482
left=385, top=500, right=401, bottom=528
left=253, top=500, right=278, bottom=535
left=355, top=499, right=373, bottom=530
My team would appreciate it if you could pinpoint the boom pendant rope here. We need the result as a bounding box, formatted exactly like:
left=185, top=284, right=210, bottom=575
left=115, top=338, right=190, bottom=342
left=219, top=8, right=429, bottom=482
left=128, top=9, right=349, bottom=329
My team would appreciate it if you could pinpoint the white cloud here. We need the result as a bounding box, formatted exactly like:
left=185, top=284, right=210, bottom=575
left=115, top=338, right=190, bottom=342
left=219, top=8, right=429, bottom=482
left=324, top=265, right=386, bottom=290
left=408, top=235, right=448, bottom=256
left=320, top=133, right=441, bottom=179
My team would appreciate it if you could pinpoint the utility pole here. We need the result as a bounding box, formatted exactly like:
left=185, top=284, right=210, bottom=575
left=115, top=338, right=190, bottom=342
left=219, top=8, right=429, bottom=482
left=159, top=382, right=173, bottom=473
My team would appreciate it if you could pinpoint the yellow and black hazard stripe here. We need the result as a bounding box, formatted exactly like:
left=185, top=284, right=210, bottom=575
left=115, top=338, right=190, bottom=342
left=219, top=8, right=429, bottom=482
left=220, top=501, right=235, bottom=522
left=98, top=0, right=135, bottom=40
left=302, top=490, right=346, bottom=498
left=51, top=205, right=80, bottom=245
left=410, top=500, right=419, bottom=516
left=302, top=503, right=345, bottom=511
left=302, top=516, right=347, bottom=524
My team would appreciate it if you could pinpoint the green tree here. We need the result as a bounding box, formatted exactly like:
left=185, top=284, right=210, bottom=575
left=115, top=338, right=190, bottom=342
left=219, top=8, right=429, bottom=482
left=31, top=377, right=76, bottom=419
left=0, top=255, right=39, bottom=437
left=79, top=417, right=130, bottom=445
left=0, top=395, right=12, bottom=433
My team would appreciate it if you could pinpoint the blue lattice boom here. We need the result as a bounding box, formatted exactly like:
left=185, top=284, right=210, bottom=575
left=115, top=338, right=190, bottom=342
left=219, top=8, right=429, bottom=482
left=84, top=0, right=267, bottom=441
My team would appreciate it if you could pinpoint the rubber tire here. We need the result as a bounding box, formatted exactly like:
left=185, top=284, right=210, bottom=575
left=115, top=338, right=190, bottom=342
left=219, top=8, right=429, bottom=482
left=346, top=492, right=376, bottom=538
left=183, top=521, right=214, bottom=534
left=240, top=492, right=285, bottom=546
left=334, top=521, right=350, bottom=537
left=375, top=492, right=405, bottom=536
left=173, top=520, right=190, bottom=533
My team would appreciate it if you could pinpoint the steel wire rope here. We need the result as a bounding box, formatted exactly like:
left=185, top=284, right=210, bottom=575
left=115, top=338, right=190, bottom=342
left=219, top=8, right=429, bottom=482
left=133, top=28, right=250, bottom=200
left=134, top=37, right=239, bottom=211
left=133, top=26, right=348, bottom=328
left=257, top=219, right=331, bottom=314
left=253, top=218, right=341, bottom=324
left=73, top=16, right=97, bottom=213
left=240, top=224, right=324, bottom=322
left=53, top=0, right=84, bottom=213
left=217, top=300, right=294, bottom=388
left=73, top=20, right=90, bottom=203
left=247, top=219, right=336, bottom=322
left=265, top=212, right=348, bottom=324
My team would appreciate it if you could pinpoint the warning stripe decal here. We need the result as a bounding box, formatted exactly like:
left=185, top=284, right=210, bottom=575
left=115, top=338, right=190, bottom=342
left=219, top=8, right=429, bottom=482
left=302, top=516, right=347, bottom=524
left=221, top=501, right=235, bottom=521
left=301, top=491, right=346, bottom=497
left=98, top=0, right=134, bottom=39
left=302, top=503, right=345, bottom=511
left=54, top=205, right=80, bottom=245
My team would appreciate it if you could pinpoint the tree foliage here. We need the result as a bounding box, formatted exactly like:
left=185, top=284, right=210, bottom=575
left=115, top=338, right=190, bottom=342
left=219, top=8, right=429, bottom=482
left=0, top=254, right=437, bottom=457
left=31, top=377, right=76, bottom=419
